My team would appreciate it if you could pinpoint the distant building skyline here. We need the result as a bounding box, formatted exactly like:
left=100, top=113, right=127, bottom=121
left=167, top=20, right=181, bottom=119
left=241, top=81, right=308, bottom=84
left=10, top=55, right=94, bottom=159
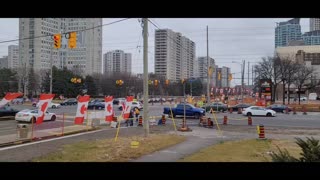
left=8, top=45, right=19, bottom=69
left=19, top=18, right=102, bottom=75
left=104, top=50, right=132, bottom=74
left=310, top=18, right=320, bottom=31
left=154, top=29, right=195, bottom=81
left=275, top=18, right=302, bottom=48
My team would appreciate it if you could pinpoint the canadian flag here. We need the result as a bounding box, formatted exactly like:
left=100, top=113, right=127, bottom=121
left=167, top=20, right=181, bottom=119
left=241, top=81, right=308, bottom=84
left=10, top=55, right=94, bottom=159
left=232, top=88, right=235, bottom=94
left=0, top=92, right=23, bottom=108
left=122, top=96, right=134, bottom=119
left=220, top=88, right=223, bottom=94
left=36, top=94, right=55, bottom=124
left=104, top=96, right=114, bottom=122
left=215, top=88, right=219, bottom=93
left=74, top=95, right=90, bottom=125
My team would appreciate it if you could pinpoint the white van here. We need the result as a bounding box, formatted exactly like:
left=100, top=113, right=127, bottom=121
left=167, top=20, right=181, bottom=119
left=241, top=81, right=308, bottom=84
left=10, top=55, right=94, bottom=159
left=309, top=93, right=317, bottom=100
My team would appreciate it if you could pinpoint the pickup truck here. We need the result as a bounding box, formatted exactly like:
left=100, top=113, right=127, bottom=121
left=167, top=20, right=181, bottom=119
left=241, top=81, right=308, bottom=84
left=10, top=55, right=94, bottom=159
left=163, top=103, right=205, bottom=119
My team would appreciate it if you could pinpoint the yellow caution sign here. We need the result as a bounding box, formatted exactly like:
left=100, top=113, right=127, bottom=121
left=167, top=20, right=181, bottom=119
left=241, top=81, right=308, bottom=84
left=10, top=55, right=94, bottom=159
left=131, top=141, right=139, bottom=148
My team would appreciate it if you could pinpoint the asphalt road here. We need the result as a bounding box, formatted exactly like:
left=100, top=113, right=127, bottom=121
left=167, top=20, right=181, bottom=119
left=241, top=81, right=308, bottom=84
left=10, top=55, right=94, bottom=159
left=1, top=103, right=320, bottom=137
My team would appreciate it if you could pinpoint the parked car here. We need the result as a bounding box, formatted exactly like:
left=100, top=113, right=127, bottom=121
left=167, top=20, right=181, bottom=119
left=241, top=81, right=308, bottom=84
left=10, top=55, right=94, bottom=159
left=11, top=98, right=24, bottom=105
left=201, top=102, right=228, bottom=112
left=163, top=103, right=205, bottom=119
left=230, top=103, right=251, bottom=111
left=118, top=101, right=143, bottom=111
left=242, top=106, right=276, bottom=117
left=60, top=98, right=78, bottom=106
left=15, top=109, right=56, bottom=123
left=0, top=105, right=19, bottom=117
left=266, top=104, right=292, bottom=113
left=36, top=102, right=61, bottom=109
left=87, top=102, right=105, bottom=110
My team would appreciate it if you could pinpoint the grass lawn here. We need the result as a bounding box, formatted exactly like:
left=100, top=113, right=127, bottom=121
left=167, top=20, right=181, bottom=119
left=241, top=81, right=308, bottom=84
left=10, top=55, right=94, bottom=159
left=180, top=139, right=301, bottom=162
left=33, top=134, right=186, bottom=162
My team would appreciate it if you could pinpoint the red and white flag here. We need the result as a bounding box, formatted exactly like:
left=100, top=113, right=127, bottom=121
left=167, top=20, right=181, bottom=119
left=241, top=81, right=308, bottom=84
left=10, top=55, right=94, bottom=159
left=122, top=96, right=134, bottom=119
left=74, top=95, right=90, bottom=124
left=36, top=94, right=55, bottom=124
left=220, top=88, right=223, bottom=94
left=104, top=96, right=114, bottom=122
left=0, top=92, right=23, bottom=108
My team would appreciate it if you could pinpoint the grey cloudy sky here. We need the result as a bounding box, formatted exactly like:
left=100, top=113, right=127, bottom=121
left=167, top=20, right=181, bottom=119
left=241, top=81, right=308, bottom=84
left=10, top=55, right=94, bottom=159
left=0, top=18, right=309, bottom=86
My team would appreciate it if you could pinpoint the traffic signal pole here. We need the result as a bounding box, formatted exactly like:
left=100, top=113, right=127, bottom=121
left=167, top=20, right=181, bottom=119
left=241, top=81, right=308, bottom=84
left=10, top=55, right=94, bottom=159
left=50, top=43, right=53, bottom=94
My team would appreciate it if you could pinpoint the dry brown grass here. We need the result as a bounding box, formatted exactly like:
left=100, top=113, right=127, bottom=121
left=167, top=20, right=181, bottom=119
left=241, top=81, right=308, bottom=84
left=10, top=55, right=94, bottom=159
left=33, top=134, right=186, bottom=162
left=180, top=139, right=301, bottom=162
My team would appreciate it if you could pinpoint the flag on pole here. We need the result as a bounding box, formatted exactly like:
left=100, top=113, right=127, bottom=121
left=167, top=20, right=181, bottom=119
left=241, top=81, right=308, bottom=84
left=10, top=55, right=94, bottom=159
left=36, top=94, right=55, bottom=124
left=74, top=95, right=90, bottom=124
left=0, top=92, right=23, bottom=108
left=104, top=96, right=114, bottom=122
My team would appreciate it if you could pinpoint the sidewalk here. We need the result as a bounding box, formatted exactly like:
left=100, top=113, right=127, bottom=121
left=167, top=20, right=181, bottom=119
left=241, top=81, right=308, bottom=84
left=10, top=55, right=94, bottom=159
left=132, top=127, right=254, bottom=162
left=0, top=125, right=95, bottom=146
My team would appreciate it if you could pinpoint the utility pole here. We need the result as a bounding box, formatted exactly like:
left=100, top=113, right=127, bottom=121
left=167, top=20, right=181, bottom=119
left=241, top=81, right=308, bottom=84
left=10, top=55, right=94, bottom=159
left=241, top=60, right=245, bottom=103
left=248, top=61, right=250, bottom=86
left=142, top=18, right=149, bottom=137
left=252, top=65, right=254, bottom=86
left=206, top=26, right=210, bottom=104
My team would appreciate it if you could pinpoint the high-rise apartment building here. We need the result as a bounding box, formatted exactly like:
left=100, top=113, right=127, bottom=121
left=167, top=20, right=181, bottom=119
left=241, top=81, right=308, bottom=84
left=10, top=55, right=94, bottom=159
left=310, top=18, right=320, bottom=31
left=154, top=29, right=195, bottom=81
left=104, top=50, right=132, bottom=74
left=275, top=18, right=302, bottom=48
left=195, top=56, right=215, bottom=78
left=8, top=45, right=19, bottom=69
left=19, top=18, right=102, bottom=75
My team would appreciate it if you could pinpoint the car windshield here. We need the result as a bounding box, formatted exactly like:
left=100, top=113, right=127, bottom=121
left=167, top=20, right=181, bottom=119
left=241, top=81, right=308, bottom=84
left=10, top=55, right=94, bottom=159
left=188, top=104, right=195, bottom=108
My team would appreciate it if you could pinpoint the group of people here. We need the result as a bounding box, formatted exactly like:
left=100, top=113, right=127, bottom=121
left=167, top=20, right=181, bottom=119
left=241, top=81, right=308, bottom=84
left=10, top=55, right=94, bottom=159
left=126, top=107, right=140, bottom=126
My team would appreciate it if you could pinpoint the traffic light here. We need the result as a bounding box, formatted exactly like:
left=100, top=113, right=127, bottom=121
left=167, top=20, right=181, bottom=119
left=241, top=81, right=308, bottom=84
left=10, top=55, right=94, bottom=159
left=53, top=34, right=61, bottom=49
left=68, top=32, right=77, bottom=49
left=165, top=79, right=169, bottom=86
left=218, top=72, right=221, bottom=80
left=228, top=74, right=233, bottom=81
left=154, top=80, right=158, bottom=86
left=181, top=79, right=186, bottom=84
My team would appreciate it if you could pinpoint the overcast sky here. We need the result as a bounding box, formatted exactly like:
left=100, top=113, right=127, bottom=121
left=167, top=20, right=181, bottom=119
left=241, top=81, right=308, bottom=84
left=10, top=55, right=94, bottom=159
left=0, top=18, right=309, bottom=86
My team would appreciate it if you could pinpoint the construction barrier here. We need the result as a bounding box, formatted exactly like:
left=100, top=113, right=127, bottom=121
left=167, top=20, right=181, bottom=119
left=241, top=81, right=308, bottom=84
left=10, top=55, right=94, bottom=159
left=258, top=124, right=266, bottom=139
left=223, top=116, right=228, bottom=125
left=303, top=106, right=307, bottom=115
left=207, top=117, right=213, bottom=128
left=238, top=108, right=242, bottom=114
left=248, top=116, right=252, bottom=126
left=138, top=116, right=143, bottom=126
left=229, top=108, right=233, bottom=114
left=162, top=114, right=166, bottom=125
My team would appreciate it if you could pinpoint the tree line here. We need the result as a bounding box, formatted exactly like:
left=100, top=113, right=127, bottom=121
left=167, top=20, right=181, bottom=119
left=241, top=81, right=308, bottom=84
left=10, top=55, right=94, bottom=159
left=253, top=55, right=319, bottom=105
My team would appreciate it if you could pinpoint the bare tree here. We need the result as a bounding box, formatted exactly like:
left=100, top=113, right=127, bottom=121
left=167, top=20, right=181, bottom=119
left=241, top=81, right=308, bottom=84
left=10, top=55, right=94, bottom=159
left=254, top=56, right=282, bottom=102
left=294, top=65, right=314, bottom=105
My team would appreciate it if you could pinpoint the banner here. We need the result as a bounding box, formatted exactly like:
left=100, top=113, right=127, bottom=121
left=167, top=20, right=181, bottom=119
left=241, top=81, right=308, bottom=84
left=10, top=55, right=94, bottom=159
left=36, top=94, right=55, bottom=124
left=104, top=96, right=114, bottom=122
left=0, top=92, right=23, bottom=108
left=74, top=95, right=90, bottom=124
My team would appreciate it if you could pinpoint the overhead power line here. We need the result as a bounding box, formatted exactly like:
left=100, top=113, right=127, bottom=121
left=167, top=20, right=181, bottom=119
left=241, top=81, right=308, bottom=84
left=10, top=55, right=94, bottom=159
left=0, top=18, right=130, bottom=44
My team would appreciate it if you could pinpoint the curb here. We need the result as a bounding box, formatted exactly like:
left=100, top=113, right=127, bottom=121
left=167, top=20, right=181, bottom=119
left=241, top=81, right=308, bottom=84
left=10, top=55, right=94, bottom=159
left=0, top=127, right=99, bottom=148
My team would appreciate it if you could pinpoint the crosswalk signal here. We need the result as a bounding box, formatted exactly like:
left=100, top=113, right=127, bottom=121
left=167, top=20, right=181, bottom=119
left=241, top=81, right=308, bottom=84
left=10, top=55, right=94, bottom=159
left=53, top=34, right=61, bottom=49
left=68, top=32, right=77, bottom=49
